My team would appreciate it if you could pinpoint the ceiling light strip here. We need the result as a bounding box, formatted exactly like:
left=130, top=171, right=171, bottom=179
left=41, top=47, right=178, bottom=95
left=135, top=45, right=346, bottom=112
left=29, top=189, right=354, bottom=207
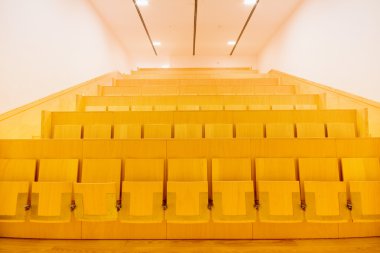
left=193, top=0, right=198, bottom=56
left=229, top=0, right=260, bottom=56
left=132, top=0, right=158, bottom=56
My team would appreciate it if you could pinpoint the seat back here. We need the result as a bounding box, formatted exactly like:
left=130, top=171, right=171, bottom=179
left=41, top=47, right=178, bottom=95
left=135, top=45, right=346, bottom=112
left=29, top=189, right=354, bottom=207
left=327, top=123, right=356, bottom=138
left=235, top=124, right=264, bottom=138
left=205, top=124, right=233, bottom=138
left=211, top=158, right=255, bottom=222
left=296, top=123, right=325, bottom=138
left=298, top=158, right=348, bottom=222
left=266, top=123, right=294, bottom=138
left=255, top=158, right=302, bottom=222
left=166, top=159, right=209, bottom=222
left=120, top=159, right=164, bottom=223
left=114, top=124, right=141, bottom=139
left=144, top=124, right=172, bottom=139
left=53, top=125, right=82, bottom=139
left=0, top=159, right=36, bottom=221
left=174, top=124, right=203, bottom=139
left=83, top=124, right=112, bottom=139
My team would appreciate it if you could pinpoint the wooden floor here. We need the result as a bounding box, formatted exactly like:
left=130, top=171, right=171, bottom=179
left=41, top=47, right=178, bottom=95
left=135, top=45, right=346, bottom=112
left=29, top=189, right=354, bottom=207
left=1, top=238, right=380, bottom=253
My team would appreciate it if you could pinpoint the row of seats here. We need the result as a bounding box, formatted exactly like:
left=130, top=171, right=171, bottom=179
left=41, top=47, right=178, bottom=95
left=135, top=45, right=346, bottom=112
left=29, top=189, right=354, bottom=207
left=84, top=104, right=318, bottom=112
left=124, top=74, right=264, bottom=79
left=53, top=122, right=356, bottom=139
left=101, top=85, right=295, bottom=96
left=114, top=77, right=278, bottom=86
left=1, top=158, right=379, bottom=223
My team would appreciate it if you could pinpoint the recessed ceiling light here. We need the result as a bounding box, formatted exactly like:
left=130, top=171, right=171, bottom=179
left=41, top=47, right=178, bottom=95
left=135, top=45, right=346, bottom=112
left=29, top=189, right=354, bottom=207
left=153, top=41, right=161, bottom=46
left=161, top=64, right=171, bottom=69
left=244, top=0, right=258, bottom=5
left=136, top=0, right=149, bottom=6
left=227, top=40, right=236, bottom=46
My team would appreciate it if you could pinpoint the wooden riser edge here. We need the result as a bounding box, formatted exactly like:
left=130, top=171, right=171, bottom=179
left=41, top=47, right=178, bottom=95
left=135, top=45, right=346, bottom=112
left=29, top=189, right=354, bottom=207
left=1, top=221, right=379, bottom=239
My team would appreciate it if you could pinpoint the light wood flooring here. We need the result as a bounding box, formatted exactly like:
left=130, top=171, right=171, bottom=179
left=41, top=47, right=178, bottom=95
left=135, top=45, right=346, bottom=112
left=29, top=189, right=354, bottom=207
left=1, top=237, right=380, bottom=253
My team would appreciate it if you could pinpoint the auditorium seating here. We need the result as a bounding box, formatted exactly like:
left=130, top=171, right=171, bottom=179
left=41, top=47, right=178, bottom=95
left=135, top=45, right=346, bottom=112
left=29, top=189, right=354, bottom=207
left=342, top=158, right=380, bottom=221
left=30, top=159, right=78, bottom=222
left=114, top=124, right=141, bottom=139
left=211, top=158, right=256, bottom=222
left=76, top=94, right=321, bottom=112
left=74, top=159, right=121, bottom=221
left=43, top=110, right=361, bottom=139
left=174, top=124, right=203, bottom=138
left=296, top=123, right=326, bottom=138
left=298, top=158, right=349, bottom=222
left=235, top=123, right=264, bottom=138
left=166, top=159, right=209, bottom=222
left=119, top=159, right=164, bottom=223
left=0, top=159, right=36, bottom=221
left=256, top=158, right=303, bottom=222
left=53, top=124, right=82, bottom=139
left=0, top=67, right=379, bottom=239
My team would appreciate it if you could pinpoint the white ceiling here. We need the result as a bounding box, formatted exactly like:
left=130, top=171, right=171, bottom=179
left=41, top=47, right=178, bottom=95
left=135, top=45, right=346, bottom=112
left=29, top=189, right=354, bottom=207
left=89, top=0, right=303, bottom=58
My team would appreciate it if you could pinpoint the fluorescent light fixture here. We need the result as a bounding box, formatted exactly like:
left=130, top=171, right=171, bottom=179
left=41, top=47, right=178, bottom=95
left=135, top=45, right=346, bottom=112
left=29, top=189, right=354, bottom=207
left=244, top=0, right=258, bottom=5
left=161, top=64, right=171, bottom=69
left=153, top=41, right=161, bottom=46
left=227, top=40, right=236, bottom=46
left=136, top=0, right=149, bottom=6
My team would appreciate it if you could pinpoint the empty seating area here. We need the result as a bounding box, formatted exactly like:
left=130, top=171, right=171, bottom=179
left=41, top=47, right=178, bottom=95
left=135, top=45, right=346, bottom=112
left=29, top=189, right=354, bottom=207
left=45, top=110, right=359, bottom=139
left=1, top=156, right=379, bottom=225
left=50, top=121, right=357, bottom=139
left=77, top=94, right=321, bottom=111
left=0, top=68, right=378, bottom=239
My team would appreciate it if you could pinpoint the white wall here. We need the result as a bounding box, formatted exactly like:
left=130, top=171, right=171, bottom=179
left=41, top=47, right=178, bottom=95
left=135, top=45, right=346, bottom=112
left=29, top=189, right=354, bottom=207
left=0, top=0, right=131, bottom=113
left=257, top=0, right=380, bottom=102
left=129, top=55, right=257, bottom=70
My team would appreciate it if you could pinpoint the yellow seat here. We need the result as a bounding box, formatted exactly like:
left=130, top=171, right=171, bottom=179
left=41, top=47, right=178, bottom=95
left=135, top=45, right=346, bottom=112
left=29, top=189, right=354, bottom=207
left=177, top=105, right=200, bottom=111
left=342, top=158, right=380, bottom=182
left=296, top=123, right=326, bottom=138
left=174, top=124, right=203, bottom=139
left=85, top=106, right=107, bottom=112
left=256, top=158, right=297, bottom=181
left=30, top=159, right=78, bottom=222
left=200, top=105, right=224, bottom=111
left=349, top=181, right=380, bottom=221
left=299, top=158, right=349, bottom=222
left=211, top=159, right=255, bottom=222
left=107, top=105, right=130, bottom=111
left=342, top=158, right=380, bottom=221
left=53, top=125, right=82, bottom=139
left=131, top=105, right=153, bottom=111
left=255, top=158, right=302, bottom=222
left=74, top=159, right=121, bottom=221
left=0, top=159, right=36, bottom=221
left=154, top=105, right=177, bottom=111
left=30, top=182, right=73, bottom=223
left=248, top=105, right=271, bottom=110
left=166, top=159, right=209, bottom=223
left=114, top=124, right=141, bottom=139
left=271, top=105, right=294, bottom=110
left=295, top=105, right=318, bottom=110
left=205, top=124, right=233, bottom=138
left=224, top=105, right=247, bottom=111
left=0, top=182, right=30, bottom=221
left=235, top=123, right=264, bottom=138
left=83, top=124, right=112, bottom=139
left=119, top=159, right=164, bottom=223
left=266, top=123, right=294, bottom=138
left=38, top=159, right=78, bottom=182
left=74, top=183, right=117, bottom=221
left=327, top=123, right=356, bottom=138
left=144, top=124, right=172, bottom=139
